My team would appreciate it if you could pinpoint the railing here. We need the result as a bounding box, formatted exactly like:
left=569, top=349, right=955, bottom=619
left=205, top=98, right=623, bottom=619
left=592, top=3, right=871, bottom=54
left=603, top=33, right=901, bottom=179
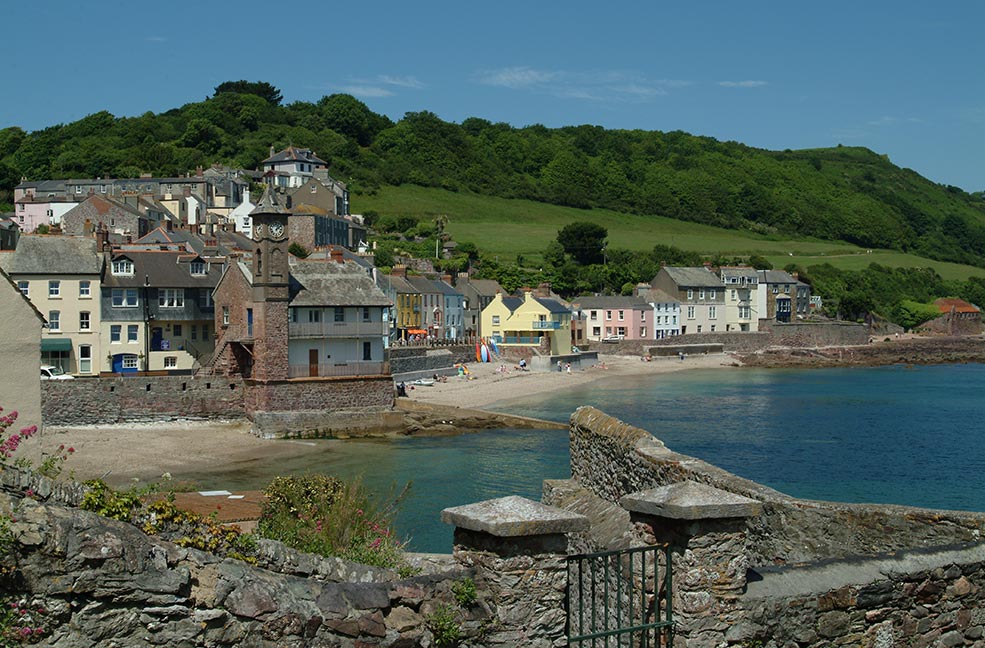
left=531, top=321, right=563, bottom=330
left=567, top=544, right=673, bottom=647
left=502, top=335, right=543, bottom=344
left=288, top=361, right=388, bottom=378
left=289, top=321, right=390, bottom=338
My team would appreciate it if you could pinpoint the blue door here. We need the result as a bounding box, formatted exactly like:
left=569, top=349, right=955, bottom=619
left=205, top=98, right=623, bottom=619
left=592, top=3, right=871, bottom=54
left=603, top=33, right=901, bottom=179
left=112, top=354, right=123, bottom=373
left=151, top=327, right=163, bottom=351
left=247, top=308, right=254, bottom=337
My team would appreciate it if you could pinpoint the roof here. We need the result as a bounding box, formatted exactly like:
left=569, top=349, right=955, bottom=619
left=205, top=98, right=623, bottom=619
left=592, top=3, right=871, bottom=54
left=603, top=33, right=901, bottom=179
left=406, top=276, right=442, bottom=294
left=262, top=146, right=327, bottom=166
left=289, top=259, right=390, bottom=307
left=934, top=298, right=981, bottom=314
left=758, top=270, right=797, bottom=284
left=659, top=266, right=724, bottom=288
left=102, top=250, right=223, bottom=288
left=719, top=266, right=760, bottom=279
left=250, top=186, right=291, bottom=215
left=384, top=274, right=418, bottom=294
left=637, top=288, right=679, bottom=304
left=2, top=236, right=103, bottom=275
left=572, top=296, right=650, bottom=310
left=536, top=297, right=571, bottom=315
left=464, top=279, right=503, bottom=297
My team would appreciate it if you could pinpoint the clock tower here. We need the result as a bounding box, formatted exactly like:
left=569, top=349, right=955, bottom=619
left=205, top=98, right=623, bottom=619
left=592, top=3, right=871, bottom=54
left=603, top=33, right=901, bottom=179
left=249, top=187, right=291, bottom=381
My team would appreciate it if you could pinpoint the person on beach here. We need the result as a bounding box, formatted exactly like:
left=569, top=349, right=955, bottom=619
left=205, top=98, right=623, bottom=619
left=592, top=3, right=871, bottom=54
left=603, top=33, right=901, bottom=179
left=566, top=362, right=571, bottom=374
left=557, top=360, right=563, bottom=372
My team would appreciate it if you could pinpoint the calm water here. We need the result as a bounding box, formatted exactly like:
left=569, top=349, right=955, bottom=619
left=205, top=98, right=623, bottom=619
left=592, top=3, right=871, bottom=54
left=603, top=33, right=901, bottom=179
left=193, top=363, right=985, bottom=553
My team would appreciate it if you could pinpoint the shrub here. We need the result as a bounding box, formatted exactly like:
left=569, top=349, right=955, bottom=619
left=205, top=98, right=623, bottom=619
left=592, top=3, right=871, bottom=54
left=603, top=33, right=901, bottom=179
left=0, top=598, right=53, bottom=646
left=257, top=474, right=408, bottom=569
left=452, top=577, right=477, bottom=607
left=426, top=604, right=461, bottom=647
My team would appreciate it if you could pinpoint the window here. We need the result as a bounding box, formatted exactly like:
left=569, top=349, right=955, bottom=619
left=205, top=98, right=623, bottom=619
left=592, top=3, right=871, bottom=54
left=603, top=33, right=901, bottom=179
left=111, top=325, right=121, bottom=342
left=640, top=327, right=647, bottom=337
left=710, top=325, right=716, bottom=332
left=48, top=281, right=60, bottom=297
left=641, top=312, right=646, bottom=321
left=590, top=311, right=597, bottom=320
left=222, top=306, right=229, bottom=326
left=164, top=356, right=177, bottom=368
left=687, top=306, right=695, bottom=319
left=190, top=261, right=206, bottom=276
left=606, top=310, right=613, bottom=320
left=203, top=324, right=209, bottom=340
left=112, top=288, right=138, bottom=307
left=363, top=341, right=372, bottom=361
left=48, top=310, right=60, bottom=331
left=362, top=307, right=370, bottom=322
left=709, top=306, right=717, bottom=319
left=772, top=286, right=779, bottom=294
left=710, top=290, right=716, bottom=300
left=334, top=307, right=345, bottom=322
left=17, top=281, right=28, bottom=297
left=127, top=325, right=139, bottom=343
left=173, top=324, right=182, bottom=337
left=79, top=280, right=91, bottom=297
left=112, top=259, right=134, bottom=275
left=308, top=310, right=322, bottom=323
left=618, top=310, right=625, bottom=321
left=492, top=315, right=500, bottom=325
left=122, top=355, right=138, bottom=369
left=592, top=327, right=601, bottom=336
left=79, top=345, right=92, bottom=374
left=198, top=290, right=213, bottom=309
left=159, top=288, right=184, bottom=308
left=686, top=289, right=693, bottom=300
left=80, top=311, right=90, bottom=331
left=191, top=325, right=197, bottom=341
left=75, top=185, right=82, bottom=194
left=699, top=289, right=705, bottom=300
left=731, top=290, right=737, bottom=301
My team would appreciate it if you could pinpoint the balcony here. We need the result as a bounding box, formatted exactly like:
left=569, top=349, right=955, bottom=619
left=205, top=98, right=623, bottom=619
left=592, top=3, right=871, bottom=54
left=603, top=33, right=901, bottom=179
left=289, top=361, right=389, bottom=378
left=289, top=321, right=390, bottom=338
left=531, top=320, right=563, bottom=330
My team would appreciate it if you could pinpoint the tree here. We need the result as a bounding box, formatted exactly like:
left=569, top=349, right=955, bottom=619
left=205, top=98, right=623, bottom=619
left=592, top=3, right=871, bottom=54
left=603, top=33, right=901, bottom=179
left=557, top=222, right=607, bottom=265
left=214, top=81, right=283, bottom=106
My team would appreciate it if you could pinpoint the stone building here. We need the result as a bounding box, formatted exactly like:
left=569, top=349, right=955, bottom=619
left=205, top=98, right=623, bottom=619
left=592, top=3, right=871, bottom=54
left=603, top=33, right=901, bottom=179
left=651, top=266, right=726, bottom=334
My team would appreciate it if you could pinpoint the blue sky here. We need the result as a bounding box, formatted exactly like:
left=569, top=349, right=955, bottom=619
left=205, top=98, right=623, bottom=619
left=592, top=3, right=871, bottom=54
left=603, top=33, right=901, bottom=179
left=4, top=1, right=983, bottom=191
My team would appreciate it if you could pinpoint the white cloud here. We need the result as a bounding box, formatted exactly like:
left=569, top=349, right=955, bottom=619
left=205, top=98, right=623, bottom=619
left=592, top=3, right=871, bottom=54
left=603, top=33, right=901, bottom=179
left=377, top=75, right=424, bottom=89
left=718, top=80, right=768, bottom=88
left=867, top=115, right=922, bottom=127
left=145, top=36, right=167, bottom=43
left=476, top=67, right=688, bottom=103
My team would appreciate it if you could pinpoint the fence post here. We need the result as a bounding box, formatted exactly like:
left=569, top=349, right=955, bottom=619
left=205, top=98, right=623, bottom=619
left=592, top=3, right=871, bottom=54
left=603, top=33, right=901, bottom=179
left=620, top=481, right=762, bottom=646
left=442, top=495, right=589, bottom=647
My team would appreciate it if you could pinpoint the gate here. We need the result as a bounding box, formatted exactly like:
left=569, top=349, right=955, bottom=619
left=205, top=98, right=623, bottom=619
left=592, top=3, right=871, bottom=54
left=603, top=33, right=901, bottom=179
left=566, top=544, right=673, bottom=647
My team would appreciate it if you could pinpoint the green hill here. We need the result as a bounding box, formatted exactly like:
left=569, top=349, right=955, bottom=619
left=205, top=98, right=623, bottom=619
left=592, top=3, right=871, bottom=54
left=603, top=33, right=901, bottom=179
left=2, top=82, right=983, bottom=270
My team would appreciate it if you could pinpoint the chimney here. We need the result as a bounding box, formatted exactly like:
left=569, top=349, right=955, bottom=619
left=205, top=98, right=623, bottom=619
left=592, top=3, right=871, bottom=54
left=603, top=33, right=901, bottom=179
left=195, top=166, right=203, bottom=177
left=330, top=246, right=344, bottom=264
left=96, top=224, right=110, bottom=251
left=392, top=264, right=407, bottom=278
left=270, top=145, right=276, bottom=157
left=523, top=289, right=533, bottom=301
left=183, top=185, right=191, bottom=197
left=441, top=274, right=452, bottom=284
left=791, top=272, right=799, bottom=279
left=165, top=218, right=173, bottom=232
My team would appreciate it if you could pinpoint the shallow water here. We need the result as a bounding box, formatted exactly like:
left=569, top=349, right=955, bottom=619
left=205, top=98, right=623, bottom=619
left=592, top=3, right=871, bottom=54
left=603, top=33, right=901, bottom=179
left=189, top=363, right=985, bottom=553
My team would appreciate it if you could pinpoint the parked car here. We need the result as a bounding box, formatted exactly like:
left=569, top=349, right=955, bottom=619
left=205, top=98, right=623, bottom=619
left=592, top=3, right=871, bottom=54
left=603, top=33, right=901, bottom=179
left=40, top=365, right=74, bottom=380
left=602, top=334, right=624, bottom=343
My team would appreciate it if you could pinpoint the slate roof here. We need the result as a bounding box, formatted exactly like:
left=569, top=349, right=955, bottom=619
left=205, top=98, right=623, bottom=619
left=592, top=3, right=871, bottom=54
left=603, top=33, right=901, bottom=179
left=2, top=236, right=102, bottom=275
left=637, top=288, right=680, bottom=304
left=572, top=296, right=650, bottom=310
left=250, top=186, right=290, bottom=215
left=660, top=267, right=724, bottom=288
left=459, top=278, right=504, bottom=297
left=406, top=276, right=442, bottom=295
left=536, top=297, right=572, bottom=315
left=262, top=146, right=327, bottom=166
left=102, top=250, right=223, bottom=289
left=383, top=274, right=418, bottom=295
left=719, top=266, right=760, bottom=279
left=15, top=180, right=67, bottom=194
left=433, top=280, right=463, bottom=297
left=288, top=259, right=390, bottom=307
left=758, top=270, right=797, bottom=284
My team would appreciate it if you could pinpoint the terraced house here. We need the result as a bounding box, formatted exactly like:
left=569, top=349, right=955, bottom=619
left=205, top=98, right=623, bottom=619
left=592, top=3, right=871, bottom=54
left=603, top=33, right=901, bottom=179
left=481, top=289, right=572, bottom=355
left=0, top=236, right=104, bottom=375
left=651, top=266, right=726, bottom=334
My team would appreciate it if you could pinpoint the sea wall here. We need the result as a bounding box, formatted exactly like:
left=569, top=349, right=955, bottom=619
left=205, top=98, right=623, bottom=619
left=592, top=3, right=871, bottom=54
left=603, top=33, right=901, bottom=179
left=759, top=319, right=869, bottom=346
left=42, top=376, right=246, bottom=426
left=552, top=407, right=985, bottom=647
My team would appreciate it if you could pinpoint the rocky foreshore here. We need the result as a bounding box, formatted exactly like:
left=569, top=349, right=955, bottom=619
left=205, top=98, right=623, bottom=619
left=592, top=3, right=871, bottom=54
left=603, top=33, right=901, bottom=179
left=736, top=335, right=985, bottom=368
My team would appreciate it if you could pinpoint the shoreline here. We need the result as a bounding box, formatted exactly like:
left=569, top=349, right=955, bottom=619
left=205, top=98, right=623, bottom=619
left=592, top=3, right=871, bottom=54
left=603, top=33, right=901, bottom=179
left=28, top=336, right=985, bottom=487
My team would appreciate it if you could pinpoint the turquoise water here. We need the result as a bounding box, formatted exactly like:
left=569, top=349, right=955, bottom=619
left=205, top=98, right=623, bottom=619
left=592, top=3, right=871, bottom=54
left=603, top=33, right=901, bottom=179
left=200, top=364, right=985, bottom=553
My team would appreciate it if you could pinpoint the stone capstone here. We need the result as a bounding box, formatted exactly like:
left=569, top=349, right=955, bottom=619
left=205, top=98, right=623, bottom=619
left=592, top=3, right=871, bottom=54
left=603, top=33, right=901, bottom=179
left=619, top=481, right=762, bottom=520
left=441, top=496, right=589, bottom=537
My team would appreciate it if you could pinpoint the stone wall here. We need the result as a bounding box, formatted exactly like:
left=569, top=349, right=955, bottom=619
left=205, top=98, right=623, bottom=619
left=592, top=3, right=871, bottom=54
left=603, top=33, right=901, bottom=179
left=42, top=376, right=246, bottom=426
left=761, top=319, right=869, bottom=347
left=245, top=377, right=395, bottom=430
left=919, top=312, right=983, bottom=337
left=557, top=407, right=985, bottom=647
left=646, top=332, right=770, bottom=353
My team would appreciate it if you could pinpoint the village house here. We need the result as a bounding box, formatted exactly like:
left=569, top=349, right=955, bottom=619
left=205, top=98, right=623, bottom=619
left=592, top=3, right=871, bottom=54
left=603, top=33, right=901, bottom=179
left=100, top=242, right=222, bottom=374
left=481, top=289, right=572, bottom=355
left=0, top=236, right=104, bottom=376
left=261, top=146, right=328, bottom=188
left=570, top=296, right=653, bottom=341
left=406, top=275, right=444, bottom=340
left=651, top=266, right=726, bottom=334
left=455, top=275, right=504, bottom=339
left=60, top=194, right=162, bottom=238
left=635, top=285, right=682, bottom=339
left=13, top=194, right=78, bottom=232
left=0, top=217, right=19, bottom=249
left=717, top=266, right=760, bottom=332
left=756, top=269, right=804, bottom=323
left=379, top=267, right=423, bottom=342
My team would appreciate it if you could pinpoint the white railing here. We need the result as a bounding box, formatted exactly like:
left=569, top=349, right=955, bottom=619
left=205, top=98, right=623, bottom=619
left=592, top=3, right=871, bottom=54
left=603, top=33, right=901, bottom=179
left=289, top=321, right=390, bottom=338
left=288, top=361, right=389, bottom=378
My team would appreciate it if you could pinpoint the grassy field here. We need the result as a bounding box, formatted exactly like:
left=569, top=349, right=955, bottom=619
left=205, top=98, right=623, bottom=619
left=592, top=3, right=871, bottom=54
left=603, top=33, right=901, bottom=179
left=353, top=185, right=985, bottom=281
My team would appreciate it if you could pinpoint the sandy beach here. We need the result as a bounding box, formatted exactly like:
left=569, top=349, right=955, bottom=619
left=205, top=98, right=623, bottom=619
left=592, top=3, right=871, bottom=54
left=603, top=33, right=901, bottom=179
left=29, top=352, right=736, bottom=486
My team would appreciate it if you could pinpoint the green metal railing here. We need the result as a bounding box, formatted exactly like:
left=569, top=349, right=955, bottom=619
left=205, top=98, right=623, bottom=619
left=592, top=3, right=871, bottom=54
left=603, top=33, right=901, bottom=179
left=566, top=544, right=673, bottom=647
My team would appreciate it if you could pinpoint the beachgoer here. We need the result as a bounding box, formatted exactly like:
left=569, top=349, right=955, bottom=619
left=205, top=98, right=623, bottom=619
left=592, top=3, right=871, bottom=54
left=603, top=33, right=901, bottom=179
left=566, top=363, right=571, bottom=374
left=557, top=360, right=563, bottom=372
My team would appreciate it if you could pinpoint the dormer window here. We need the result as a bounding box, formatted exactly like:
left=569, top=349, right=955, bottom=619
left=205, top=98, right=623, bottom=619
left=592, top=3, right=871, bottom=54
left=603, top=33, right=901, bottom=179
left=190, top=261, right=206, bottom=276
left=112, top=259, right=134, bottom=276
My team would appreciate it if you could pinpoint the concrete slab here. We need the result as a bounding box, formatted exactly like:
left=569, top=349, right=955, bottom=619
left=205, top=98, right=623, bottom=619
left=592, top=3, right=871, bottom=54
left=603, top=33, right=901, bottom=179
left=441, top=495, right=589, bottom=537
left=620, top=481, right=762, bottom=520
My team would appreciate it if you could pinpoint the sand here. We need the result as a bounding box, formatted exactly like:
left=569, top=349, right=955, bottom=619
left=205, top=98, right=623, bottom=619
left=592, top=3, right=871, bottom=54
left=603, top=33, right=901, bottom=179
left=27, top=352, right=737, bottom=486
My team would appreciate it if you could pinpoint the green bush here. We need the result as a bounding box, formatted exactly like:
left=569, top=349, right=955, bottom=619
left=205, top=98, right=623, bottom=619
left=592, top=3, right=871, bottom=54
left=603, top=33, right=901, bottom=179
left=257, top=474, right=408, bottom=570
left=452, top=577, right=477, bottom=607
left=426, top=604, right=461, bottom=647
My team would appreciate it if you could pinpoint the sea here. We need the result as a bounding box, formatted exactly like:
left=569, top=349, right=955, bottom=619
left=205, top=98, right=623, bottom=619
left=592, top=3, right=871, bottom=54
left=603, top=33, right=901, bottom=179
left=195, top=363, right=985, bottom=553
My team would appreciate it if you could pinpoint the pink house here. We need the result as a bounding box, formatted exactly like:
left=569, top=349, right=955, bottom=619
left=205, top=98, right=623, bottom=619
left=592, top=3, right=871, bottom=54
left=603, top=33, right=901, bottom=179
left=571, top=296, right=654, bottom=341
left=13, top=196, right=79, bottom=232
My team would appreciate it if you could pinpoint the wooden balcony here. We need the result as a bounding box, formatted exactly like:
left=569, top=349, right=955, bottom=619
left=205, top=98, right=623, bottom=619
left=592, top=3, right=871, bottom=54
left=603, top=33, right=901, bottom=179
left=288, top=361, right=389, bottom=378
left=289, top=320, right=390, bottom=338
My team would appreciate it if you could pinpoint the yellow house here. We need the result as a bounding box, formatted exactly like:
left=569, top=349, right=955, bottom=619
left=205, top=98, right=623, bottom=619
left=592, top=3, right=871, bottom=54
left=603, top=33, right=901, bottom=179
left=481, top=290, right=572, bottom=355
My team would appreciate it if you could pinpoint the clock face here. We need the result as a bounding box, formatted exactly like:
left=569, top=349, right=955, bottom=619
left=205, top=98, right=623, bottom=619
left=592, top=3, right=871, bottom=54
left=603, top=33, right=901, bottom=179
left=253, top=223, right=265, bottom=238
left=269, top=222, right=285, bottom=239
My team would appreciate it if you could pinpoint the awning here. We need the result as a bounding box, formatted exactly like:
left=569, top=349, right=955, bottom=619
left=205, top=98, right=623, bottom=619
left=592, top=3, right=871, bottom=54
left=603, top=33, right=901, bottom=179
left=407, top=329, right=427, bottom=335
left=40, top=338, right=73, bottom=352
